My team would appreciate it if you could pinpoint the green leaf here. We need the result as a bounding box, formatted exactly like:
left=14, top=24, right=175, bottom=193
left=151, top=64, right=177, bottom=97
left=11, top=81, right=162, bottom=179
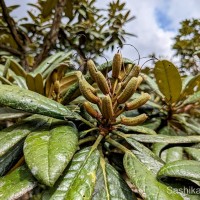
left=157, top=160, right=200, bottom=182
left=119, top=125, right=157, bottom=135
left=184, top=147, right=200, bottom=161
left=33, top=52, right=64, bottom=75
left=124, top=152, right=183, bottom=200
left=181, top=74, right=200, bottom=98
left=0, top=140, right=24, bottom=176
left=24, top=122, right=78, bottom=186
left=9, top=59, right=27, bottom=77
left=0, top=166, right=36, bottom=199
left=64, top=0, right=73, bottom=19
left=163, top=147, right=183, bottom=163
left=152, top=143, right=168, bottom=156
left=142, top=73, right=164, bottom=98
left=127, top=134, right=200, bottom=143
left=42, top=0, right=58, bottom=18
left=49, top=147, right=100, bottom=199
left=154, top=60, right=182, bottom=103
left=0, top=107, right=28, bottom=120
left=126, top=138, right=164, bottom=174
left=143, top=119, right=161, bottom=130
left=0, top=115, right=49, bottom=175
left=93, top=157, right=136, bottom=200
left=183, top=91, right=200, bottom=105
left=0, top=85, right=77, bottom=119
left=0, top=115, right=49, bottom=157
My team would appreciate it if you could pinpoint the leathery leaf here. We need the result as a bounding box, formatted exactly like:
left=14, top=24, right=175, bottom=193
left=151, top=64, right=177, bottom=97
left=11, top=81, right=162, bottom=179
left=0, top=85, right=77, bottom=119
left=123, top=152, right=183, bottom=200
left=24, top=122, right=78, bottom=186
left=49, top=147, right=100, bottom=200
left=92, top=157, right=136, bottom=200
left=157, top=160, right=200, bottom=182
left=154, top=60, right=182, bottom=103
left=0, top=166, right=36, bottom=200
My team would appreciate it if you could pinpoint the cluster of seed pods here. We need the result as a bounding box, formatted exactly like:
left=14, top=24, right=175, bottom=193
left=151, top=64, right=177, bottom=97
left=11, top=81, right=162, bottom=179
left=78, top=53, right=151, bottom=135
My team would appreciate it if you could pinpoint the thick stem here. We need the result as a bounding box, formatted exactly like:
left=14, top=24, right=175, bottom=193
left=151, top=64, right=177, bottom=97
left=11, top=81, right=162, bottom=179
left=105, top=136, right=129, bottom=153
left=78, top=136, right=97, bottom=145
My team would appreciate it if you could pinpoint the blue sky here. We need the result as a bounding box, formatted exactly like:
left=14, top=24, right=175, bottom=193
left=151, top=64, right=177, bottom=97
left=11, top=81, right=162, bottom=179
left=7, top=0, right=200, bottom=65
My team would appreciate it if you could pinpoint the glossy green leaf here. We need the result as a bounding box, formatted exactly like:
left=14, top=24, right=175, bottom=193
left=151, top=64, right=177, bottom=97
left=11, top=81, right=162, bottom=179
left=183, top=91, right=200, bottom=105
left=93, top=157, right=136, bottom=200
left=154, top=60, right=182, bottom=103
left=163, top=147, right=183, bottom=163
left=124, top=152, right=183, bottom=200
left=120, top=125, right=157, bottom=135
left=0, top=85, right=77, bottom=119
left=50, top=147, right=100, bottom=199
left=152, top=143, right=168, bottom=157
left=128, top=134, right=200, bottom=143
left=33, top=52, right=64, bottom=75
left=126, top=138, right=164, bottom=174
left=0, top=166, right=36, bottom=199
left=0, top=140, right=24, bottom=176
left=0, top=115, right=49, bottom=157
left=184, top=147, right=200, bottom=161
left=24, top=123, right=78, bottom=186
left=157, top=160, right=200, bottom=181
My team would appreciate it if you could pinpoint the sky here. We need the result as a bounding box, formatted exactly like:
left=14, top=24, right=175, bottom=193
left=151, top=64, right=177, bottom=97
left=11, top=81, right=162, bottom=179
left=7, top=0, right=200, bottom=65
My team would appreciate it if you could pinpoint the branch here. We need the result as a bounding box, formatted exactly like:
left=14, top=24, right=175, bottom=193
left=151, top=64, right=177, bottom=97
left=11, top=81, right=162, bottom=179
left=0, top=0, right=25, bottom=51
left=34, top=0, right=67, bottom=67
left=0, top=44, right=22, bottom=56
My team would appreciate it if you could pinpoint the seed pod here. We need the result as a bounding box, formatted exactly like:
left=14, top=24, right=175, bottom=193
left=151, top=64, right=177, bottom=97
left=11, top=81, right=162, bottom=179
left=101, top=95, right=113, bottom=119
left=87, top=59, right=97, bottom=81
left=125, top=93, right=151, bottom=110
left=83, top=101, right=101, bottom=119
left=79, top=77, right=99, bottom=104
left=112, top=52, right=122, bottom=79
left=95, top=71, right=110, bottom=94
left=122, top=65, right=140, bottom=87
left=136, top=75, right=143, bottom=88
left=121, top=114, right=148, bottom=126
left=79, top=75, right=96, bottom=94
left=117, top=77, right=138, bottom=104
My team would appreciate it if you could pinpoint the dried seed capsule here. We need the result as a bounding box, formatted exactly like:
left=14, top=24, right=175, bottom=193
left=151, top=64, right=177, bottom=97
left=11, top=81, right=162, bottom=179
left=125, top=93, right=151, bottom=110
left=87, top=59, right=97, bottom=81
left=121, top=114, right=148, bottom=126
left=83, top=101, right=101, bottom=119
left=79, top=76, right=99, bottom=104
left=117, top=77, right=138, bottom=104
left=101, top=95, right=113, bottom=119
left=95, top=71, right=110, bottom=94
left=122, top=65, right=140, bottom=87
left=112, top=52, right=122, bottom=79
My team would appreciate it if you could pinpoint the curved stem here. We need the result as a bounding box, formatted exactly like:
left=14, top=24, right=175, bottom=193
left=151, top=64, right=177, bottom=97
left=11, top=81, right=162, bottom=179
left=79, top=127, right=99, bottom=138
left=91, top=134, right=104, bottom=151
left=105, top=136, right=130, bottom=153
left=78, top=136, right=96, bottom=145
